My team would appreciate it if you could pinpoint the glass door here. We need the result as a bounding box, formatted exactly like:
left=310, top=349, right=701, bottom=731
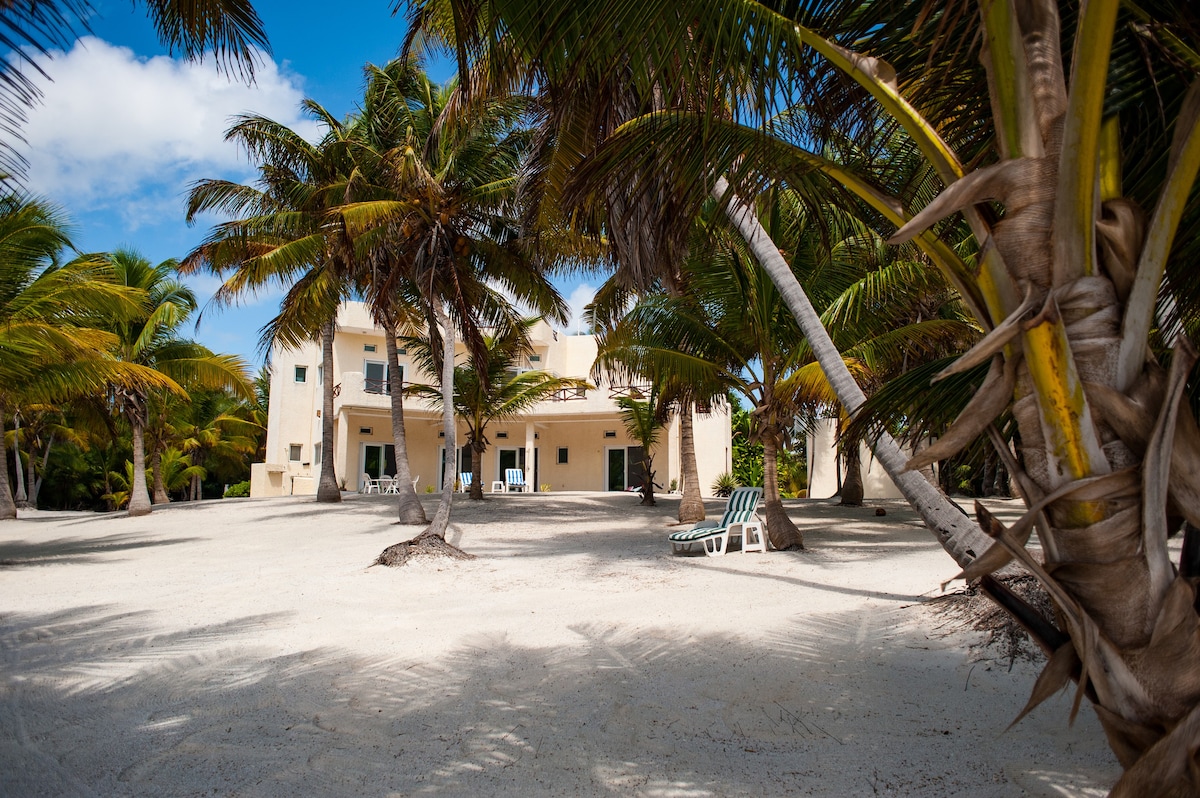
left=364, top=361, right=388, bottom=394
left=606, top=448, right=626, bottom=491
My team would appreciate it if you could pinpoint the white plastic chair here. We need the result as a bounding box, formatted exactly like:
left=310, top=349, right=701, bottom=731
left=362, top=472, right=380, bottom=494
left=505, top=468, right=526, bottom=492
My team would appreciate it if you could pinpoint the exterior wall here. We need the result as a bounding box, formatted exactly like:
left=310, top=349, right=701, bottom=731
left=255, top=302, right=732, bottom=498
left=806, top=418, right=903, bottom=500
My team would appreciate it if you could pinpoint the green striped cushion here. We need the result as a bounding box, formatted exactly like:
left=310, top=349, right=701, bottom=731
left=668, top=488, right=762, bottom=542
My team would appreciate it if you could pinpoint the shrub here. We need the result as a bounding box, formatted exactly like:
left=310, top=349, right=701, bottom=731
left=224, top=481, right=251, bottom=498
left=711, top=471, right=739, bottom=497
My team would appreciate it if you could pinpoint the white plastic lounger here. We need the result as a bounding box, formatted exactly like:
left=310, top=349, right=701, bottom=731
left=668, top=486, right=764, bottom=556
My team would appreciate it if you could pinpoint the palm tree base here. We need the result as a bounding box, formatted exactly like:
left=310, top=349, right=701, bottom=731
left=374, top=533, right=474, bottom=568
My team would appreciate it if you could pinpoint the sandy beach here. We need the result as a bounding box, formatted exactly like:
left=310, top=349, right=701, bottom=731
left=1, top=492, right=1120, bottom=796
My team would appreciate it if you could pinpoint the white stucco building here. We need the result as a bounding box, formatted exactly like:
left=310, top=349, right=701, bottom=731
left=251, top=302, right=732, bottom=497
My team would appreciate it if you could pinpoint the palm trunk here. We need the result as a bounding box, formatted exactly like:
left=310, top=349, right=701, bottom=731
left=677, top=407, right=705, bottom=522
left=151, top=447, right=169, bottom=504
left=127, top=401, right=152, bottom=517
left=763, top=433, right=803, bottom=549
left=316, top=319, right=341, bottom=503
left=31, top=432, right=51, bottom=506
left=386, top=326, right=426, bottom=523
left=470, top=437, right=485, bottom=500
left=190, top=473, right=201, bottom=501
left=12, top=411, right=27, bottom=508
left=716, top=178, right=991, bottom=567
left=839, top=442, right=864, bottom=506
left=422, top=302, right=456, bottom=540
left=0, top=400, right=16, bottom=519
left=640, top=454, right=656, bottom=506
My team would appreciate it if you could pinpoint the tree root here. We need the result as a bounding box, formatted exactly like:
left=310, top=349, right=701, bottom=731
left=373, top=534, right=475, bottom=568
left=927, top=574, right=1054, bottom=665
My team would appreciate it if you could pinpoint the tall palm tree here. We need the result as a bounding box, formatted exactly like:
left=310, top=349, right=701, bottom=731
left=105, top=248, right=251, bottom=517
left=405, top=319, right=588, bottom=500
left=400, top=0, right=1200, bottom=789
left=185, top=103, right=358, bottom=504
left=398, top=0, right=992, bottom=565
left=330, top=59, right=567, bottom=559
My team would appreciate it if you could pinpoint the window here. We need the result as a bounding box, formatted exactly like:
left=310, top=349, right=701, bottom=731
left=529, top=354, right=541, bottom=363
left=364, top=361, right=390, bottom=394
left=363, top=343, right=377, bottom=353
left=314, top=443, right=322, bottom=464
left=359, top=427, right=373, bottom=435
left=557, top=447, right=568, bottom=464
left=496, top=431, right=508, bottom=439
left=294, top=366, right=307, bottom=383
left=604, top=430, right=617, bottom=438
left=288, top=444, right=302, bottom=461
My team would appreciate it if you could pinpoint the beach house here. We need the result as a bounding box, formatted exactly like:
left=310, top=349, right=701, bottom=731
left=251, top=302, right=732, bottom=497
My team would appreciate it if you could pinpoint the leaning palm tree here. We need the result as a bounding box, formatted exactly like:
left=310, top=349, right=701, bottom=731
left=104, top=249, right=252, bottom=517
left=400, top=0, right=1200, bottom=790
left=406, top=318, right=589, bottom=500
left=399, top=0, right=993, bottom=565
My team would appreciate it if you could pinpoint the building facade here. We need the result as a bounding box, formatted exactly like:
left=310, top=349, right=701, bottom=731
left=251, top=302, right=732, bottom=498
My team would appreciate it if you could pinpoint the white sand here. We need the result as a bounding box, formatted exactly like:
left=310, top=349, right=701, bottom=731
left=1, top=492, right=1119, bottom=796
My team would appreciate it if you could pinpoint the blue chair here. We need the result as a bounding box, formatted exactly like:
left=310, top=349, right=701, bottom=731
left=459, top=472, right=472, bottom=492
left=668, top=487, right=764, bottom=556
left=505, top=468, right=527, bottom=492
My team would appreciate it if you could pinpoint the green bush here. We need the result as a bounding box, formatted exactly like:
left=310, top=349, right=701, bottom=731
left=224, top=481, right=251, bottom=498
left=711, top=471, right=739, bottom=497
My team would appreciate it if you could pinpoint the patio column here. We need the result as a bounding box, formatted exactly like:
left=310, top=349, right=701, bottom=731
left=524, top=421, right=534, bottom=492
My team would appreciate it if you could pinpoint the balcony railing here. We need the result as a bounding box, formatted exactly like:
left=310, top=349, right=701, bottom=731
left=364, top=378, right=390, bottom=395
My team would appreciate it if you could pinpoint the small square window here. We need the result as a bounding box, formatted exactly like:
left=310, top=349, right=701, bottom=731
left=288, top=444, right=302, bottom=461
left=359, top=427, right=373, bottom=435
left=557, top=447, right=568, bottom=464
left=496, top=431, right=508, bottom=439
left=363, top=343, right=377, bottom=353
left=529, top=354, right=541, bottom=362
left=294, top=366, right=307, bottom=383
left=604, top=430, right=617, bottom=439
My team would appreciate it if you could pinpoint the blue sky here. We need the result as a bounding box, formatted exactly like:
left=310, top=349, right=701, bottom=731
left=20, top=1, right=598, bottom=370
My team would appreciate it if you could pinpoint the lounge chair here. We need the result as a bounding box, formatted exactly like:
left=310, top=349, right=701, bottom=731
left=459, top=472, right=472, bottom=492
left=362, top=472, right=380, bottom=494
left=505, top=468, right=526, bottom=492
left=668, top=486, right=764, bottom=556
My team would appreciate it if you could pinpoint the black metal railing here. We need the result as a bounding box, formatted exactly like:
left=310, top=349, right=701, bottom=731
left=364, top=378, right=390, bottom=395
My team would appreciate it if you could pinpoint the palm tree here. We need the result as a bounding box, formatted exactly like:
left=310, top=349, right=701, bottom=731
left=0, top=195, right=160, bottom=519
left=327, top=60, right=567, bottom=561
left=185, top=103, right=358, bottom=504
left=399, top=0, right=1200, bottom=788
left=0, top=0, right=268, bottom=179
left=398, top=0, right=992, bottom=566
left=406, top=319, right=589, bottom=500
left=105, top=248, right=252, bottom=517
left=615, top=394, right=662, bottom=506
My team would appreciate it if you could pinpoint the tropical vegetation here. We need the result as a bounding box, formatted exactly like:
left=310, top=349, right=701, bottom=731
left=398, top=0, right=1200, bottom=790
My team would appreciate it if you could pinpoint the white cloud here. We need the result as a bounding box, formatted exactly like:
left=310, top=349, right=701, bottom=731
left=21, top=37, right=321, bottom=205
left=563, top=283, right=597, bottom=335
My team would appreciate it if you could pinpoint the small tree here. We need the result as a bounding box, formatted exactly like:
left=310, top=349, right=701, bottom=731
left=616, top=392, right=662, bottom=506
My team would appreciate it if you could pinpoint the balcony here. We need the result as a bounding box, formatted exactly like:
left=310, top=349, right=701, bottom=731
left=333, top=371, right=392, bottom=414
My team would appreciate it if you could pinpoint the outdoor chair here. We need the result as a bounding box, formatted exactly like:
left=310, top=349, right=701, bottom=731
left=459, top=472, right=472, bottom=493
left=383, top=476, right=399, bottom=494
left=668, top=486, right=765, bottom=556
left=505, top=468, right=526, bottom=492
left=362, top=472, right=380, bottom=494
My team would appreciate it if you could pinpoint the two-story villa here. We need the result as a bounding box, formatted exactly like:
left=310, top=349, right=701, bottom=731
left=251, top=302, right=732, bottom=497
